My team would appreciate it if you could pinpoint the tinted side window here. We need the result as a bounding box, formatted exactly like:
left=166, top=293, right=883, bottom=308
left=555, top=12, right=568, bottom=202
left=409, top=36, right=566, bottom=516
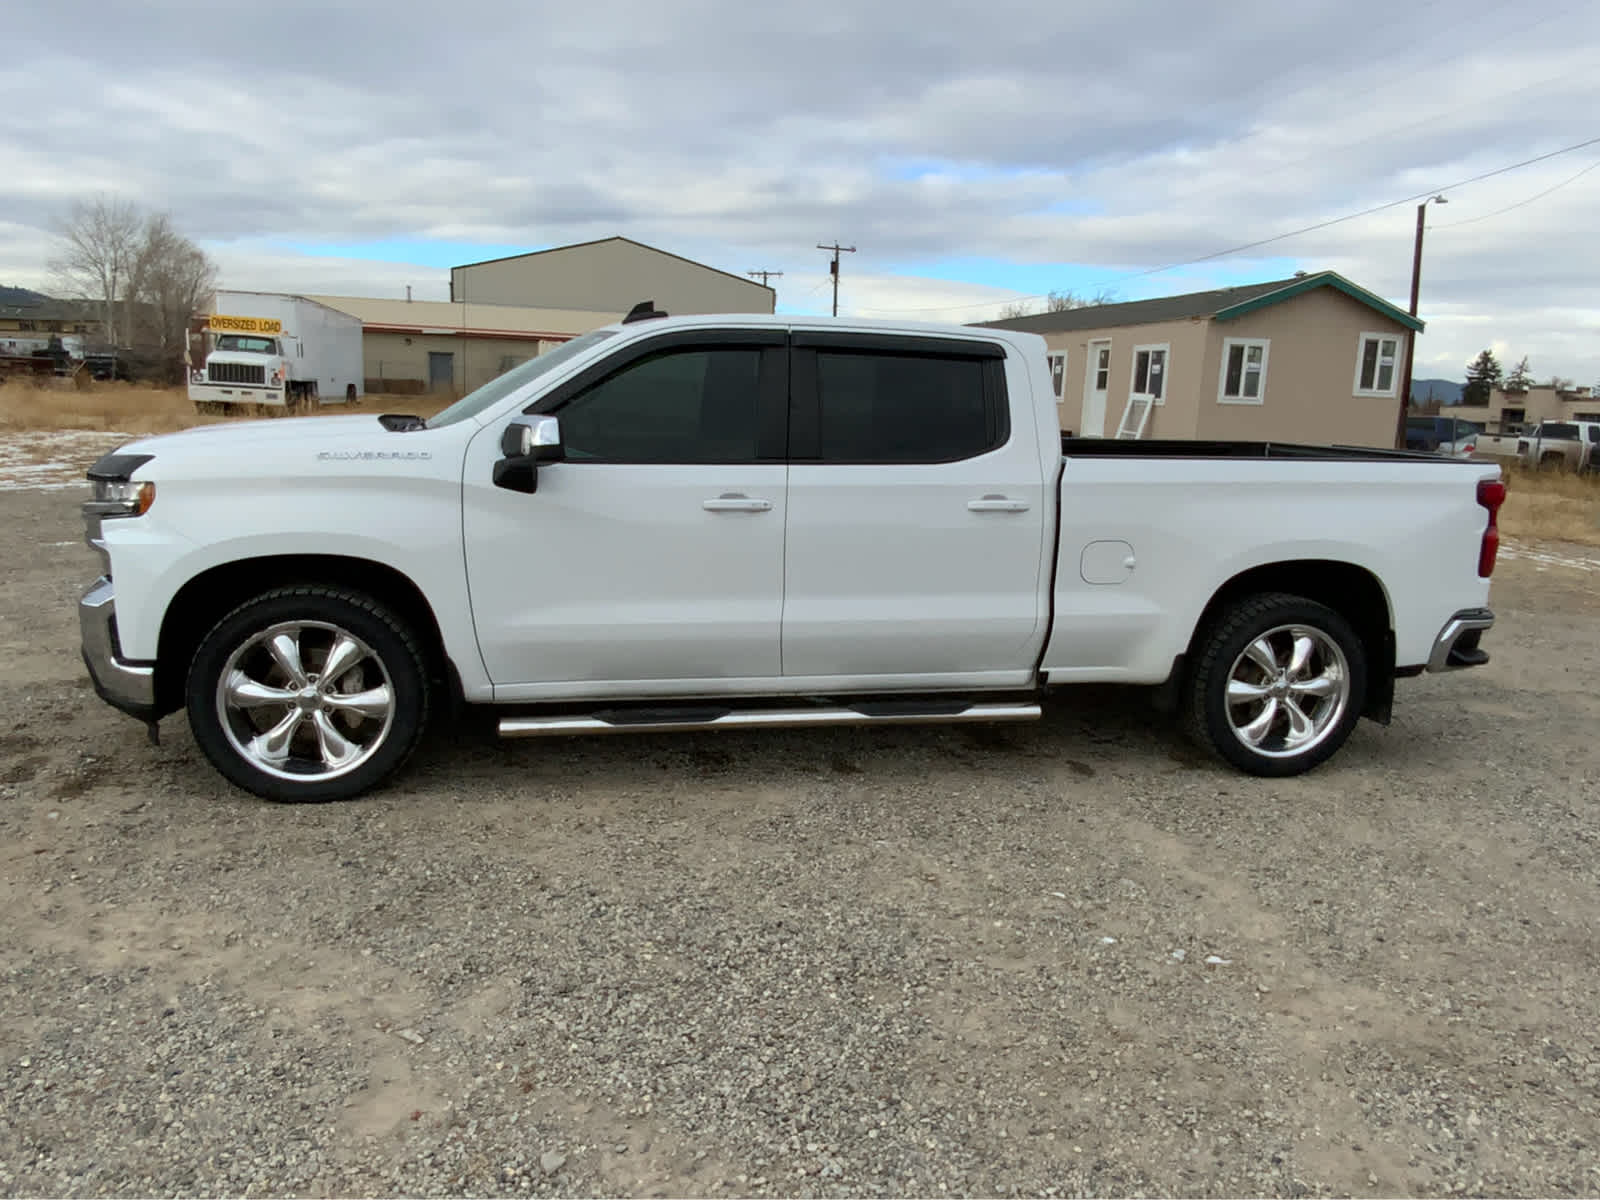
left=558, top=347, right=761, bottom=462
left=814, top=351, right=998, bottom=462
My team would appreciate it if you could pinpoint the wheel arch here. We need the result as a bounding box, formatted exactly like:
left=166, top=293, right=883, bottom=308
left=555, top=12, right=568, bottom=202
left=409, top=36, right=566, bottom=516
left=154, top=554, right=456, bottom=717
left=1183, top=559, right=1396, bottom=723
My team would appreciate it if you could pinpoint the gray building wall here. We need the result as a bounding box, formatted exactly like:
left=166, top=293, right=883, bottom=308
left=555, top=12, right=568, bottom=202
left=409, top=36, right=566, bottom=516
left=364, top=331, right=547, bottom=394
left=450, top=238, right=775, bottom=315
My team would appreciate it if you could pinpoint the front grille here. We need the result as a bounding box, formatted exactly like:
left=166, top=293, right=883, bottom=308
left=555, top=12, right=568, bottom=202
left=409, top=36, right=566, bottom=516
left=209, top=362, right=265, bottom=385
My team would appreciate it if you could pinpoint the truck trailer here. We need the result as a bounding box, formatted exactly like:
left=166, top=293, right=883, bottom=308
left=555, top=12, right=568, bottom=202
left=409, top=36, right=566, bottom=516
left=188, top=291, right=363, bottom=413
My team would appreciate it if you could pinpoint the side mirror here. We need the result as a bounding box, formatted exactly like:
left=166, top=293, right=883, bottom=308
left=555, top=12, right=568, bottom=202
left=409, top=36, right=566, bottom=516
left=494, top=416, right=564, bottom=494
left=500, top=416, right=564, bottom=461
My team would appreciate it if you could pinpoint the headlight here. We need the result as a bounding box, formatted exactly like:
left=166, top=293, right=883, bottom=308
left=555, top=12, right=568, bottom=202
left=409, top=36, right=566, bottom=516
left=191, top=369, right=205, bottom=383
left=87, top=479, right=156, bottom=518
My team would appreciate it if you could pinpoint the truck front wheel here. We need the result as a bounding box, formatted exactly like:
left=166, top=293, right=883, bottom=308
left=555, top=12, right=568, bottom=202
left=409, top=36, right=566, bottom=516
left=1184, top=593, right=1367, bottom=777
left=185, top=586, right=430, bottom=802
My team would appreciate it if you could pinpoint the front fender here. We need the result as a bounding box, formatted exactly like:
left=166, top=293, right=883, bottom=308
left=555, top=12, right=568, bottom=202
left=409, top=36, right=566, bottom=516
left=101, top=474, right=490, bottom=698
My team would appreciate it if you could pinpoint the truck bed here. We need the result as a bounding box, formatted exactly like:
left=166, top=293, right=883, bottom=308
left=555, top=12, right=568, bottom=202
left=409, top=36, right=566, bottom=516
left=1061, top=437, right=1467, bottom=464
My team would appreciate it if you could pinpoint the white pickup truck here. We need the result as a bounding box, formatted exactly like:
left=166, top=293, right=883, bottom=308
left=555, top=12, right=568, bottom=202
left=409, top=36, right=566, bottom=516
left=80, top=306, right=1505, bottom=802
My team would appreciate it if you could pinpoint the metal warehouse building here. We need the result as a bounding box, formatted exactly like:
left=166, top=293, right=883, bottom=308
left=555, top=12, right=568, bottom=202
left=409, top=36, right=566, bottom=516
left=308, top=295, right=613, bottom=395
left=308, top=236, right=775, bottom=395
left=449, top=236, right=775, bottom=315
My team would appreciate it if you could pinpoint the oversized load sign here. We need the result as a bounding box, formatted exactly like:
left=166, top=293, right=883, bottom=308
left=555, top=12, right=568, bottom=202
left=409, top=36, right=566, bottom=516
left=210, top=314, right=283, bottom=334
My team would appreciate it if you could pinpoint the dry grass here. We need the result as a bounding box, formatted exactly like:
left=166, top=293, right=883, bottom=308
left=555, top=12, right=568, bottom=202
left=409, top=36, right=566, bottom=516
left=0, top=379, right=455, bottom=435
left=1499, top=462, right=1600, bottom=547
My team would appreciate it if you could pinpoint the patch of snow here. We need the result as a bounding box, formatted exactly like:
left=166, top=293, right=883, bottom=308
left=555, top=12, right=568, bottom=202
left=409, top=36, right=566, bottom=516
left=0, top=431, right=128, bottom=492
left=1499, top=540, right=1600, bottom=575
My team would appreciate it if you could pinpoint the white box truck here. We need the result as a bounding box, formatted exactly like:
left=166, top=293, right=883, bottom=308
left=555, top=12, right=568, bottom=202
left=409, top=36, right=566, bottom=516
left=188, top=291, right=363, bottom=413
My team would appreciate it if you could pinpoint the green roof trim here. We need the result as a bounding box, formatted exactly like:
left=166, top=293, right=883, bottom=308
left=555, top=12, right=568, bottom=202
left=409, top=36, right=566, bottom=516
left=1213, top=270, right=1424, bottom=332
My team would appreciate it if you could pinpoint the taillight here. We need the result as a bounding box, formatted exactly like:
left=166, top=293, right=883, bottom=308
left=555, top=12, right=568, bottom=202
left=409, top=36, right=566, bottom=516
left=1477, top=477, right=1506, bottom=578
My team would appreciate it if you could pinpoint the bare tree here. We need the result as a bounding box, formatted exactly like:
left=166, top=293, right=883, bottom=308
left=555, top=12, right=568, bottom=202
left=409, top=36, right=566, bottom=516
left=997, top=288, right=1122, bottom=319
left=50, top=198, right=217, bottom=380
left=128, top=213, right=217, bottom=377
left=49, top=195, right=143, bottom=347
left=1045, top=288, right=1118, bottom=312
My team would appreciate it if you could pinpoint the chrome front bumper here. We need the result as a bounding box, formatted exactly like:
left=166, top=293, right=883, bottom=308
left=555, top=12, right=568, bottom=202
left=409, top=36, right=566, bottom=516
left=80, top=577, right=157, bottom=718
left=1426, top=607, right=1495, bottom=672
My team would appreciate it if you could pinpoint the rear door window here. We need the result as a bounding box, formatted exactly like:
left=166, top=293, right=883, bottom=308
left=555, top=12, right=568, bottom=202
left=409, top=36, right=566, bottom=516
left=797, top=347, right=1007, bottom=463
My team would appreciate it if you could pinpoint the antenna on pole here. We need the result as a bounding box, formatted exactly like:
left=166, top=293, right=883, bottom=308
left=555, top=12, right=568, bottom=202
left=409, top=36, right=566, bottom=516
left=747, top=269, right=783, bottom=288
left=816, top=242, right=856, bottom=317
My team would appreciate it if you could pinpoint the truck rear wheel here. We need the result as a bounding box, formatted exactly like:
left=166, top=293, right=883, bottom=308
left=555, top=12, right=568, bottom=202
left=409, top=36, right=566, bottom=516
left=1184, top=593, right=1366, bottom=777
left=185, top=586, right=430, bottom=802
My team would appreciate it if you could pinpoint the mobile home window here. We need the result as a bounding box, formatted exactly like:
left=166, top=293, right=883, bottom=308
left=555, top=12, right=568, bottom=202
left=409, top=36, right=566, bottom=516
left=1130, top=344, right=1168, bottom=404
left=1218, top=338, right=1269, bottom=404
left=1354, top=332, right=1399, bottom=396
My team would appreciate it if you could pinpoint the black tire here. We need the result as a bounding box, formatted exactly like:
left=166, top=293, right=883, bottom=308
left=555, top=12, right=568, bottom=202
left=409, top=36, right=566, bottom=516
left=185, top=586, right=430, bottom=802
left=1184, top=592, right=1367, bottom=777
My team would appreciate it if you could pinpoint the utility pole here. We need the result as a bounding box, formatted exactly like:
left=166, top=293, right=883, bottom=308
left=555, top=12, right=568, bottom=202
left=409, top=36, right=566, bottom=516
left=1395, top=194, right=1446, bottom=448
left=817, top=242, right=856, bottom=317
left=747, top=269, right=783, bottom=288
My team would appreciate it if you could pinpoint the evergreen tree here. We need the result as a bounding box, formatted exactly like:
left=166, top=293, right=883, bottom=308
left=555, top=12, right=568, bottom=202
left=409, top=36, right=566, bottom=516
left=1462, top=350, right=1503, bottom=406
left=1503, top=356, right=1533, bottom=393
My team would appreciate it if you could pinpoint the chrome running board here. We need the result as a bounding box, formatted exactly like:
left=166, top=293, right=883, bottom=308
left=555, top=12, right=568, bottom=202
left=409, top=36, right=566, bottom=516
left=497, top=700, right=1042, bottom=739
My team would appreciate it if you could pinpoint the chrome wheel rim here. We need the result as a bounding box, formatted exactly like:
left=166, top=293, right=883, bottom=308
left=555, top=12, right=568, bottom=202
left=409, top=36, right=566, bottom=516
left=1224, top=624, right=1350, bottom=760
left=216, top=620, right=396, bottom=782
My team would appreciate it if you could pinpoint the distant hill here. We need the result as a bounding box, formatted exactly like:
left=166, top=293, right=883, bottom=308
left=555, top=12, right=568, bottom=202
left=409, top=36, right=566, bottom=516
left=1410, top=377, right=1464, bottom=406
left=0, top=285, right=50, bottom=306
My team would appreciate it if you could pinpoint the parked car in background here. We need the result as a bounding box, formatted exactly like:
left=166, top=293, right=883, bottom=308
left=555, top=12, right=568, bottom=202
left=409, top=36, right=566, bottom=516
left=1406, top=415, right=1481, bottom=457
left=1516, top=421, right=1600, bottom=472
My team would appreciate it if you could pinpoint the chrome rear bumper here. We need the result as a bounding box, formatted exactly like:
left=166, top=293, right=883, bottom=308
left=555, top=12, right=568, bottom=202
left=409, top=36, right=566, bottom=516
left=1426, top=607, right=1494, bottom=672
left=80, top=576, right=157, bottom=718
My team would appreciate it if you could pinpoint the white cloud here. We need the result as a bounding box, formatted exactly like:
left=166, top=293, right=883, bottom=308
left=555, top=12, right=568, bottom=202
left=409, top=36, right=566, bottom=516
left=2, top=0, right=1598, bottom=381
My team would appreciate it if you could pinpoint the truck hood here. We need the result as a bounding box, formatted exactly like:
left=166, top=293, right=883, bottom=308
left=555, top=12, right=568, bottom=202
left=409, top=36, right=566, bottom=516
left=205, top=352, right=280, bottom=366
left=120, top=414, right=385, bottom=456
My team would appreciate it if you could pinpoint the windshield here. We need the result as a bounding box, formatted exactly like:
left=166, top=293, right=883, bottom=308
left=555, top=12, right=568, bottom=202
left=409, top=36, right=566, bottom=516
left=215, top=334, right=279, bottom=354
left=426, top=330, right=617, bottom=428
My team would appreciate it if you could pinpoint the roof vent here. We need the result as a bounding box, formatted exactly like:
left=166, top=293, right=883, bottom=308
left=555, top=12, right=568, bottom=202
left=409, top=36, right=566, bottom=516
left=1294, top=270, right=1307, bottom=278
left=623, top=300, right=669, bottom=324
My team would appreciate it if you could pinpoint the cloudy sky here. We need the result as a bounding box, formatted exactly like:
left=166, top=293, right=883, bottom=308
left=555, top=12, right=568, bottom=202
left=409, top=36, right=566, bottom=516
left=4, top=0, right=1598, bottom=383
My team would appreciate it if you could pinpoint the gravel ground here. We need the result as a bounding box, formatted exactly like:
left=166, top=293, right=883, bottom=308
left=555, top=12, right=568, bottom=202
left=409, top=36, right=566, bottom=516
left=1, top=480, right=1598, bottom=1198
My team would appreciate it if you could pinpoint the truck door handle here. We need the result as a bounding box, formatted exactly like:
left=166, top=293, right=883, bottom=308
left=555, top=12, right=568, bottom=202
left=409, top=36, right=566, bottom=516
left=703, top=493, right=773, bottom=513
left=967, top=495, right=1030, bottom=513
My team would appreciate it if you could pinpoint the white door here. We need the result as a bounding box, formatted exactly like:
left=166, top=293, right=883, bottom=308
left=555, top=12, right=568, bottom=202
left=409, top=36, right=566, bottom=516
left=462, top=339, right=788, bottom=692
left=1082, top=339, right=1111, bottom=436
left=782, top=339, right=1047, bottom=682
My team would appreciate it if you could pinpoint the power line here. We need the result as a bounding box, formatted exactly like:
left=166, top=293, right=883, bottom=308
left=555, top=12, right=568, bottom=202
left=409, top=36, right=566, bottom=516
left=1116, top=135, right=1600, bottom=279
left=817, top=242, right=856, bottom=317
left=746, top=269, right=783, bottom=287
left=1433, top=158, right=1600, bottom=228
left=851, top=132, right=1600, bottom=316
